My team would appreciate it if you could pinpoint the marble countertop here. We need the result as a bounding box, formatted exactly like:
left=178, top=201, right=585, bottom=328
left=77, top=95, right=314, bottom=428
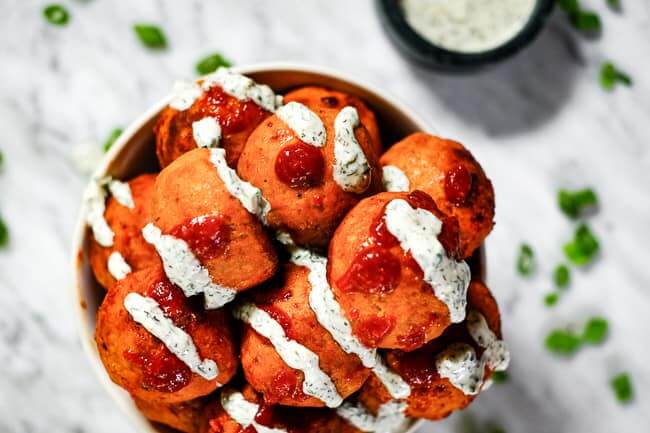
left=1, top=1, right=649, bottom=432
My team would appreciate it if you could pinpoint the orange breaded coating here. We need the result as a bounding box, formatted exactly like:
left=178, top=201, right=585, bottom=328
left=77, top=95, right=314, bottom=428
left=95, top=266, right=238, bottom=403
left=237, top=104, right=382, bottom=248
left=380, top=133, right=495, bottom=258
left=284, top=86, right=382, bottom=154
left=359, top=281, right=502, bottom=420
left=150, top=148, right=278, bottom=292
left=155, top=83, right=271, bottom=168
left=239, top=264, right=370, bottom=407
left=328, top=191, right=464, bottom=351
left=89, top=174, right=159, bottom=291
left=134, top=397, right=204, bottom=433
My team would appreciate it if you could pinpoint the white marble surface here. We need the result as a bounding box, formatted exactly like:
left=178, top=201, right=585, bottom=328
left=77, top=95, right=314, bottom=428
left=1, top=0, right=649, bottom=432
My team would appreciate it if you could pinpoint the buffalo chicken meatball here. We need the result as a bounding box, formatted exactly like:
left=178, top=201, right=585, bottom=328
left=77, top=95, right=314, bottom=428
left=89, top=174, right=159, bottom=291
left=150, top=148, right=278, bottom=298
left=328, top=191, right=470, bottom=351
left=155, top=69, right=279, bottom=168
left=284, top=86, right=382, bottom=154
left=237, top=101, right=381, bottom=247
left=96, top=265, right=238, bottom=403
left=358, top=281, right=508, bottom=420
left=380, top=133, right=495, bottom=258
left=134, top=397, right=205, bottom=433
left=237, top=263, right=370, bottom=407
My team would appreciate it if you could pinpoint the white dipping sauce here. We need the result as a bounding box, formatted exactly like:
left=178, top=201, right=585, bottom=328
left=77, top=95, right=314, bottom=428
left=124, top=292, right=219, bottom=380
left=221, top=389, right=287, bottom=433
left=192, top=117, right=222, bottom=148
left=381, top=165, right=410, bottom=192
left=107, top=251, right=132, bottom=280
left=333, top=107, right=371, bottom=194
left=289, top=247, right=411, bottom=400
left=107, top=179, right=135, bottom=209
left=276, top=102, right=327, bottom=147
left=209, top=148, right=271, bottom=225
left=142, top=222, right=237, bottom=309
left=402, top=0, right=537, bottom=53
left=384, top=199, right=470, bottom=323
left=232, top=302, right=343, bottom=408
left=169, top=80, right=203, bottom=111
left=83, top=177, right=114, bottom=247
left=338, top=400, right=410, bottom=433
left=202, top=68, right=281, bottom=113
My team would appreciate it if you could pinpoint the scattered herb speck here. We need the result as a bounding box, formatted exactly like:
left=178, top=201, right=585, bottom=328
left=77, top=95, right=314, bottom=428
left=43, top=4, right=70, bottom=26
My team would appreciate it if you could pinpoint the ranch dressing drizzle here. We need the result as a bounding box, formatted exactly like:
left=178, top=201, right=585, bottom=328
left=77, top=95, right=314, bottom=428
left=232, top=302, right=343, bottom=408
left=337, top=400, right=410, bottom=433
left=192, top=117, right=222, bottom=148
left=333, top=106, right=371, bottom=193
left=83, top=177, right=114, bottom=247
left=107, top=251, right=131, bottom=280
left=107, top=179, right=135, bottom=209
left=221, top=389, right=288, bottom=433
left=209, top=148, right=272, bottom=225
left=401, top=0, right=537, bottom=53
left=381, top=166, right=410, bottom=193
left=169, top=80, right=203, bottom=111
left=123, top=292, right=219, bottom=380
left=384, top=199, right=470, bottom=323
left=202, top=67, right=281, bottom=113
left=289, top=247, right=411, bottom=400
left=276, top=102, right=327, bottom=147
left=436, top=310, right=509, bottom=395
left=142, top=222, right=237, bottom=309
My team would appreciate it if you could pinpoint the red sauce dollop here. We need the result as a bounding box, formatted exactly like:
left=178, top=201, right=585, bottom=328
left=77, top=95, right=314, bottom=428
left=124, top=346, right=191, bottom=393
left=198, top=86, right=268, bottom=134
left=275, top=142, right=325, bottom=188
left=356, top=316, right=396, bottom=347
left=170, top=214, right=230, bottom=262
left=444, top=165, right=473, bottom=206
left=270, top=370, right=308, bottom=404
left=254, top=405, right=275, bottom=427
left=147, top=278, right=194, bottom=326
left=337, top=246, right=401, bottom=294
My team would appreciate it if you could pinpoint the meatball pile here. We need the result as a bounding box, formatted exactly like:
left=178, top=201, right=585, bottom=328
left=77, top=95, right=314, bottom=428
left=87, top=68, right=508, bottom=433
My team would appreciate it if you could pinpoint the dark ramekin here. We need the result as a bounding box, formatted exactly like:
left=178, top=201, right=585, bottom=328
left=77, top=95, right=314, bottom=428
left=376, top=0, right=555, bottom=73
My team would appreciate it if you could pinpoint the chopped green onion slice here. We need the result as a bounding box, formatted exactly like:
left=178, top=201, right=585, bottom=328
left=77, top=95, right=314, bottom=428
left=558, top=0, right=579, bottom=13
left=544, top=292, right=559, bottom=307
left=545, top=329, right=582, bottom=355
left=570, top=10, right=601, bottom=32
left=558, top=188, right=598, bottom=219
left=600, top=62, right=633, bottom=91
left=0, top=215, right=8, bottom=248
left=553, top=264, right=570, bottom=288
left=0, top=149, right=4, bottom=169
left=516, top=243, right=535, bottom=276
left=606, top=0, right=621, bottom=9
left=610, top=372, right=633, bottom=403
left=490, top=370, right=508, bottom=384
left=582, top=317, right=608, bottom=344
left=196, top=53, right=232, bottom=75
left=103, top=128, right=123, bottom=152
left=564, top=223, right=600, bottom=266
left=134, top=24, right=167, bottom=49
left=43, top=4, right=70, bottom=26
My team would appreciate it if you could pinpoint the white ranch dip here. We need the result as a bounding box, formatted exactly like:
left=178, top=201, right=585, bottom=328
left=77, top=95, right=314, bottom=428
left=384, top=199, right=470, bottom=323
left=107, top=251, right=131, bottom=280
left=381, top=165, right=410, bottom=192
left=333, top=107, right=371, bottom=193
left=209, top=148, right=271, bottom=225
left=124, top=292, right=219, bottom=380
left=276, top=102, right=327, bottom=147
left=142, top=222, right=237, bottom=309
left=221, top=389, right=287, bottom=433
left=232, top=302, right=343, bottom=408
left=83, top=177, right=114, bottom=247
left=107, top=179, right=135, bottom=209
left=289, top=247, right=411, bottom=400
left=337, top=400, right=410, bottom=433
left=401, top=0, right=537, bottom=53
left=169, top=80, right=203, bottom=111
left=192, top=117, right=222, bottom=148
left=202, top=68, right=281, bottom=113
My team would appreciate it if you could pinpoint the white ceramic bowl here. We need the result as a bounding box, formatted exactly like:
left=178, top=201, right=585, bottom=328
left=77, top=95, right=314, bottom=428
left=71, top=63, right=445, bottom=433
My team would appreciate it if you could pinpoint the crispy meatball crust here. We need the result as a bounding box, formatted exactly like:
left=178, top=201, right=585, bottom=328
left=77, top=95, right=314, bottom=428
left=328, top=191, right=463, bottom=351
left=359, top=280, right=502, bottom=420
left=89, top=174, right=159, bottom=291
left=240, top=264, right=370, bottom=407
left=155, top=83, right=271, bottom=168
left=95, top=266, right=238, bottom=403
left=284, top=86, right=382, bottom=154
left=150, top=148, right=278, bottom=292
left=380, top=133, right=495, bottom=258
left=237, top=105, right=382, bottom=248
left=134, top=397, right=204, bottom=433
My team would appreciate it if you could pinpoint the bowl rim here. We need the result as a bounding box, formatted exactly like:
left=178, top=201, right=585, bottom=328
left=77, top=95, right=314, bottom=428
left=70, top=61, right=445, bottom=433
